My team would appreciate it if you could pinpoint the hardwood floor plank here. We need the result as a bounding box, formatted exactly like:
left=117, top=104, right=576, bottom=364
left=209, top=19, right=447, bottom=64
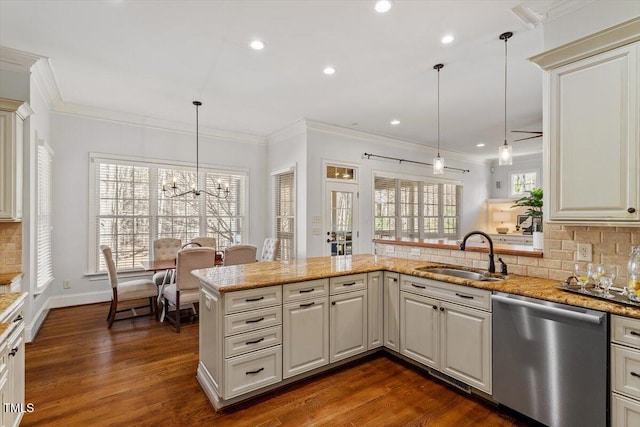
left=22, top=302, right=533, bottom=426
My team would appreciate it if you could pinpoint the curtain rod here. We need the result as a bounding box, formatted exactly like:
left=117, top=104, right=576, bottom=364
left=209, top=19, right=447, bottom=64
left=362, top=152, right=470, bottom=174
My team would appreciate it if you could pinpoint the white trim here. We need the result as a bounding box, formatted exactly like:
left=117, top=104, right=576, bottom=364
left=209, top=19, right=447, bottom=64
left=25, top=297, right=50, bottom=343
left=371, top=168, right=463, bottom=186
left=266, top=118, right=307, bottom=145
left=30, top=58, right=64, bottom=110
left=0, top=46, right=42, bottom=72
left=48, top=290, right=112, bottom=309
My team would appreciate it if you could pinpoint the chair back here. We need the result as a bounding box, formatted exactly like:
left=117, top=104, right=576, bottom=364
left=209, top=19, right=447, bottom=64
left=153, top=238, right=182, bottom=261
left=260, top=238, right=281, bottom=262
left=100, top=245, right=118, bottom=289
left=191, top=237, right=217, bottom=249
left=223, top=244, right=257, bottom=266
left=176, top=247, right=216, bottom=291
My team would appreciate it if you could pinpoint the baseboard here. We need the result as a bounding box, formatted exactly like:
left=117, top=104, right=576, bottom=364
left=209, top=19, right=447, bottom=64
left=25, top=297, right=50, bottom=343
left=48, top=290, right=112, bottom=309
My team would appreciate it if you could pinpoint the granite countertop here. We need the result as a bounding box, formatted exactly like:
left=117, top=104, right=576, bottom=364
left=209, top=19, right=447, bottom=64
left=193, top=254, right=640, bottom=320
left=0, top=272, right=22, bottom=286
left=373, top=238, right=543, bottom=258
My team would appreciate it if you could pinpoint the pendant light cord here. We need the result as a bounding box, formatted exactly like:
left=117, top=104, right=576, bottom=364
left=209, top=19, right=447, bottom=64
left=437, top=66, right=440, bottom=157
left=504, top=35, right=507, bottom=146
left=196, top=102, right=199, bottom=189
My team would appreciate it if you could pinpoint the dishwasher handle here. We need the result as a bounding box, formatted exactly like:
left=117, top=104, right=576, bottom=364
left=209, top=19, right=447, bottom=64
left=492, top=294, right=603, bottom=325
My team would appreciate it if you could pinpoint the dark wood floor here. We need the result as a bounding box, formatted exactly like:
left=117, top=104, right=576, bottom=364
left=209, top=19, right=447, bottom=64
left=22, top=302, right=531, bottom=426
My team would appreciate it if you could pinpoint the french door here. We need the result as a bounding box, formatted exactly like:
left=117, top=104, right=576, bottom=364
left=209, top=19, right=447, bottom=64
left=325, top=182, right=358, bottom=256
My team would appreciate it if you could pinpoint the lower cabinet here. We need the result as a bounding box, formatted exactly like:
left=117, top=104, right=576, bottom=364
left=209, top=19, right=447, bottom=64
left=399, top=275, right=492, bottom=394
left=367, top=271, right=383, bottom=350
left=383, top=272, right=400, bottom=352
left=611, top=314, right=640, bottom=427
left=0, top=295, right=26, bottom=427
left=329, top=289, right=367, bottom=363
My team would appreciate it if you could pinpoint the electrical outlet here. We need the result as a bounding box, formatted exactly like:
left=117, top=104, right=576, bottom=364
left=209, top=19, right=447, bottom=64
left=576, top=243, right=592, bottom=262
left=63, top=280, right=71, bottom=289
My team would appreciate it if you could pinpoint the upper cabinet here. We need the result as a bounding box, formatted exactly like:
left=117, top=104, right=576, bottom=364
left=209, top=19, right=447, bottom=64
left=0, top=99, right=32, bottom=222
left=530, top=18, right=640, bottom=225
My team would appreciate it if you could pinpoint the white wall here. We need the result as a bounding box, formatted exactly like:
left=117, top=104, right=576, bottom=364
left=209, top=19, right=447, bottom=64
left=488, top=153, right=543, bottom=199
left=305, top=122, right=489, bottom=257
left=543, top=1, right=640, bottom=50
left=49, top=113, right=267, bottom=304
left=0, top=69, right=29, bottom=101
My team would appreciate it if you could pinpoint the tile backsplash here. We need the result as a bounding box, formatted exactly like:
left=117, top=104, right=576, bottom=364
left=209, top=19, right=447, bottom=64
left=0, top=222, right=22, bottom=273
left=375, top=225, right=640, bottom=286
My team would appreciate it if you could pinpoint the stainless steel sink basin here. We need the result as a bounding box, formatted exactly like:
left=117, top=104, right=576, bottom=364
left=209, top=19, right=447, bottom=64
left=415, top=267, right=504, bottom=282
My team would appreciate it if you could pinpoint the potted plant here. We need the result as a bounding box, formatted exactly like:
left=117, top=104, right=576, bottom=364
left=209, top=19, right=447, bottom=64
left=512, top=188, right=543, bottom=249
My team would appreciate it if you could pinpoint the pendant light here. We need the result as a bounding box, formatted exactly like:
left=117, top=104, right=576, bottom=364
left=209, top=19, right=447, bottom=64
left=498, top=31, right=513, bottom=166
left=162, top=101, right=229, bottom=199
left=433, top=63, right=445, bottom=175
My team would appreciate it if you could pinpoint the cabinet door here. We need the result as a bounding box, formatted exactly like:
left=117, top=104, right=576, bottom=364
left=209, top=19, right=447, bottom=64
left=283, top=298, right=329, bottom=379
left=367, top=272, right=383, bottom=349
left=6, top=327, right=24, bottom=427
left=0, top=111, right=22, bottom=221
left=383, top=272, right=400, bottom=352
left=329, top=290, right=367, bottom=363
left=612, top=393, right=640, bottom=427
left=200, top=288, right=223, bottom=394
left=548, top=43, right=639, bottom=222
left=440, top=301, right=491, bottom=393
left=400, top=291, right=439, bottom=368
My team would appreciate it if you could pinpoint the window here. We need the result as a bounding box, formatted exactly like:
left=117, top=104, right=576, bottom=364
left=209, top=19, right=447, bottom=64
left=273, top=170, right=295, bottom=260
left=36, top=142, right=54, bottom=291
left=510, top=171, right=537, bottom=197
left=90, top=154, right=247, bottom=273
left=374, top=175, right=461, bottom=239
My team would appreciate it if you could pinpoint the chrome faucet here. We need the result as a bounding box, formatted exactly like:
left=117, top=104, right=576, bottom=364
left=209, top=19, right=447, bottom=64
left=459, top=231, right=496, bottom=274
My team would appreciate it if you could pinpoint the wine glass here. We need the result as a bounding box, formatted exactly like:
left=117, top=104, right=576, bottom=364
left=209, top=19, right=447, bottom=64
left=601, top=265, right=617, bottom=298
left=588, top=263, right=604, bottom=293
left=574, top=263, right=588, bottom=292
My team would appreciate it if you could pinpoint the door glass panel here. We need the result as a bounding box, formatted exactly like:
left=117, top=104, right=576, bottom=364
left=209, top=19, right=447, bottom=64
left=329, top=190, right=353, bottom=256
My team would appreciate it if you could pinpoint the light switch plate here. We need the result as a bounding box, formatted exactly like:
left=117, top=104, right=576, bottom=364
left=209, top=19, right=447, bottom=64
left=576, top=243, right=592, bottom=262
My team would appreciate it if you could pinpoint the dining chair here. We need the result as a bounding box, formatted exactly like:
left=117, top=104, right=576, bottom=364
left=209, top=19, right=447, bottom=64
left=101, top=245, right=158, bottom=329
left=223, top=244, right=258, bottom=266
left=191, top=236, right=216, bottom=249
left=152, top=238, right=182, bottom=286
left=163, top=247, right=216, bottom=332
left=260, top=237, right=281, bottom=262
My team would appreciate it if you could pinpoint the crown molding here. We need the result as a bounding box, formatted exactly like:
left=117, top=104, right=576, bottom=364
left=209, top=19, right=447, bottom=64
left=0, top=46, right=41, bottom=72
left=266, top=117, right=308, bottom=145
left=53, top=102, right=266, bottom=145
left=30, top=58, right=63, bottom=110
left=511, top=1, right=595, bottom=29
left=0, top=98, right=34, bottom=119
left=305, top=118, right=487, bottom=166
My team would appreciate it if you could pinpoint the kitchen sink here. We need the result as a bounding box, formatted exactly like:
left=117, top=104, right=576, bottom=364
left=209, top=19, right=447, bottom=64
left=414, top=267, right=504, bottom=282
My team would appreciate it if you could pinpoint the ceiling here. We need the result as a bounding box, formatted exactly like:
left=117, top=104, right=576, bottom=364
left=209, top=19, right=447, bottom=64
left=0, top=0, right=560, bottom=160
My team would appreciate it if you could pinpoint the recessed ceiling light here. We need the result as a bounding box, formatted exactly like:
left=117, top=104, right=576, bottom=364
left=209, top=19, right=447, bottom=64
left=249, top=40, right=265, bottom=50
left=390, top=119, right=400, bottom=125
left=374, top=0, right=393, bottom=13
left=476, top=143, right=485, bottom=147
left=441, top=35, right=455, bottom=44
left=323, top=66, right=336, bottom=75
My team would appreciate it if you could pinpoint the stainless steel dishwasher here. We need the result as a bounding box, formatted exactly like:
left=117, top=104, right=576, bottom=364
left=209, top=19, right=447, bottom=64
left=492, top=292, right=608, bottom=427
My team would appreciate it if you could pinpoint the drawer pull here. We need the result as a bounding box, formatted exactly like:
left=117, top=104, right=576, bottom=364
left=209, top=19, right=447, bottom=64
left=343, top=282, right=356, bottom=286
left=455, top=293, right=474, bottom=299
left=245, top=317, right=264, bottom=324
left=300, top=302, right=315, bottom=308
left=245, top=296, right=264, bottom=302
left=630, top=331, right=640, bottom=337
left=631, top=371, right=640, bottom=379
left=9, top=347, right=18, bottom=357
left=432, top=305, right=438, bottom=310
left=246, top=367, right=264, bottom=375
left=299, top=288, right=315, bottom=294
left=412, top=283, right=426, bottom=289
left=13, top=315, right=23, bottom=323
left=245, top=337, right=264, bottom=345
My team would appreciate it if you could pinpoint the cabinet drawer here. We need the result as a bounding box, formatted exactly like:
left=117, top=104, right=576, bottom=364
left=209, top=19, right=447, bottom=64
left=612, top=315, right=640, bottom=348
left=225, top=306, right=282, bottom=337
left=400, top=275, right=491, bottom=311
left=224, top=345, right=282, bottom=399
left=612, top=392, right=640, bottom=427
left=283, top=279, right=329, bottom=303
left=224, top=286, right=282, bottom=315
left=224, top=325, right=282, bottom=359
left=330, top=274, right=367, bottom=295
left=612, top=344, right=640, bottom=400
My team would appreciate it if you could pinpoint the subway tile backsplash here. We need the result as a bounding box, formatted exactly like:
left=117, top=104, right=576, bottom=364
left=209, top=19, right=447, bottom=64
left=0, top=222, right=22, bottom=274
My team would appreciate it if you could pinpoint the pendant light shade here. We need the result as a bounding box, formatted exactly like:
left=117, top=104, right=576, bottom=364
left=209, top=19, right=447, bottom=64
left=498, top=31, right=513, bottom=166
left=433, top=63, right=445, bottom=175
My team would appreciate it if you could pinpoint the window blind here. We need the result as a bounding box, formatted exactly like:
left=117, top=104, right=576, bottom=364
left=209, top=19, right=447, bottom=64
left=36, top=143, right=54, bottom=290
left=274, top=170, right=295, bottom=260
left=374, top=177, right=396, bottom=239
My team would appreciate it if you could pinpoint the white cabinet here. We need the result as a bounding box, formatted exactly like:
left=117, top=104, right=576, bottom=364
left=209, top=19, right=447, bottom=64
left=0, top=99, right=32, bottom=222
left=533, top=39, right=639, bottom=223
left=611, top=314, right=640, bottom=426
left=0, top=295, right=26, bottom=427
left=283, top=280, right=329, bottom=379
left=329, top=274, right=367, bottom=363
left=367, top=271, right=383, bottom=349
left=383, top=272, right=400, bottom=352
left=399, top=275, right=492, bottom=393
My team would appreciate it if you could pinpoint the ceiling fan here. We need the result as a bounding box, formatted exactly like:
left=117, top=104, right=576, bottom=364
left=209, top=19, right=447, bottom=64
left=511, top=130, right=543, bottom=142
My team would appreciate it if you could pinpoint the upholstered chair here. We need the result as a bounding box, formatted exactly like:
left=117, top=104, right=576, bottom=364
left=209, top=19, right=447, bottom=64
left=260, top=238, right=281, bottom=262
left=162, top=247, right=216, bottom=332
left=191, top=237, right=216, bottom=249
left=152, top=238, right=182, bottom=286
left=101, top=245, right=158, bottom=328
left=223, top=244, right=258, bottom=266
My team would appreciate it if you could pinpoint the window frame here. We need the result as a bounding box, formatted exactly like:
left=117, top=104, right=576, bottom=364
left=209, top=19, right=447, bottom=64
left=88, top=153, right=249, bottom=274
left=35, top=139, right=54, bottom=293
left=509, top=169, right=538, bottom=198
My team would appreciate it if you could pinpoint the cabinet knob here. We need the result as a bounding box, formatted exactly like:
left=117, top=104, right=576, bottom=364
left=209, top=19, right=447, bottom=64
left=432, top=305, right=437, bottom=310
left=628, top=207, right=636, bottom=214
left=331, top=301, right=336, bottom=306
left=440, top=307, right=445, bottom=312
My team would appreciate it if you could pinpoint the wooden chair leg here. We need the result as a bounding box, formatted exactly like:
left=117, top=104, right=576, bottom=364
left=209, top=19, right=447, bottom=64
left=106, top=300, right=114, bottom=322
left=175, top=292, right=181, bottom=333
left=151, top=297, right=159, bottom=321
left=108, top=302, right=117, bottom=329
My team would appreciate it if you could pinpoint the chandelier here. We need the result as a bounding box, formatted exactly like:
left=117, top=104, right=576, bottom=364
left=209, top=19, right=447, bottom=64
left=162, top=101, right=230, bottom=199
